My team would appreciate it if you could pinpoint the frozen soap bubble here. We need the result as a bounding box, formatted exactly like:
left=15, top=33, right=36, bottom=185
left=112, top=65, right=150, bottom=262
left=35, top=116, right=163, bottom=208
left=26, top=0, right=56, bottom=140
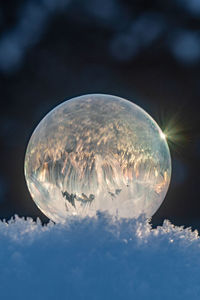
left=24, top=94, right=171, bottom=222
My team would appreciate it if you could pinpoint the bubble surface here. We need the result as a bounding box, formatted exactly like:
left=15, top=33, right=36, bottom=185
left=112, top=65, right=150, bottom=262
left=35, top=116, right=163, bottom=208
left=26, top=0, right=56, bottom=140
left=24, top=94, right=171, bottom=222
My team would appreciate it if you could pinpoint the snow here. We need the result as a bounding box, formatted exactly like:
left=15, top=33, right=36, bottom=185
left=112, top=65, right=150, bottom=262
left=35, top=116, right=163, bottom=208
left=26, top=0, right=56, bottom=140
left=0, top=213, right=199, bottom=299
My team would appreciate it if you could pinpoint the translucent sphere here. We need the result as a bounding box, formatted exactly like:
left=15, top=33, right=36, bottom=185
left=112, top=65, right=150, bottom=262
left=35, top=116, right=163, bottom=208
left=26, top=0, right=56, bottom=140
left=24, top=94, right=171, bottom=222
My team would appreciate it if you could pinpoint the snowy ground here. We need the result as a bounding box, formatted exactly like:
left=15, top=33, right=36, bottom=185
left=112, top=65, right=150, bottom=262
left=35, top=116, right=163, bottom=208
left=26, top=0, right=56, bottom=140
left=0, top=213, right=200, bottom=300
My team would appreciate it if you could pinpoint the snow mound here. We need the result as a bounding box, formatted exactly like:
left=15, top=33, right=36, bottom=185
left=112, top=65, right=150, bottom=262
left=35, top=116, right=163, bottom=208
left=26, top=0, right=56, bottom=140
left=0, top=213, right=199, bottom=299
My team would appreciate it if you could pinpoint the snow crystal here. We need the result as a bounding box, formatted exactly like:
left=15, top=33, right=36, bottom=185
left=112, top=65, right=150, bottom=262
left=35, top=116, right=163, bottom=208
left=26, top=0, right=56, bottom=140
left=0, top=213, right=199, bottom=299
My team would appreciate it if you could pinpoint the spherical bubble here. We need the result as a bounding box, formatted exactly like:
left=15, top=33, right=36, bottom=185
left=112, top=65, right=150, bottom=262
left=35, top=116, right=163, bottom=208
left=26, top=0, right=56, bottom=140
left=24, top=94, right=171, bottom=222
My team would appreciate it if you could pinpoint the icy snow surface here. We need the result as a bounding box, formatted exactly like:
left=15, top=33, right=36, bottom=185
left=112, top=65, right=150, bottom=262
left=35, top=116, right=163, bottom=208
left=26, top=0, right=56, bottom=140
left=0, top=213, right=200, bottom=300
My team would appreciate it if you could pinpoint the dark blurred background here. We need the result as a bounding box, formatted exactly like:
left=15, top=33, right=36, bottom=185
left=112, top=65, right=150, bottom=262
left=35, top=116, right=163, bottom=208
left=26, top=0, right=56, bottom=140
left=0, top=0, right=200, bottom=228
